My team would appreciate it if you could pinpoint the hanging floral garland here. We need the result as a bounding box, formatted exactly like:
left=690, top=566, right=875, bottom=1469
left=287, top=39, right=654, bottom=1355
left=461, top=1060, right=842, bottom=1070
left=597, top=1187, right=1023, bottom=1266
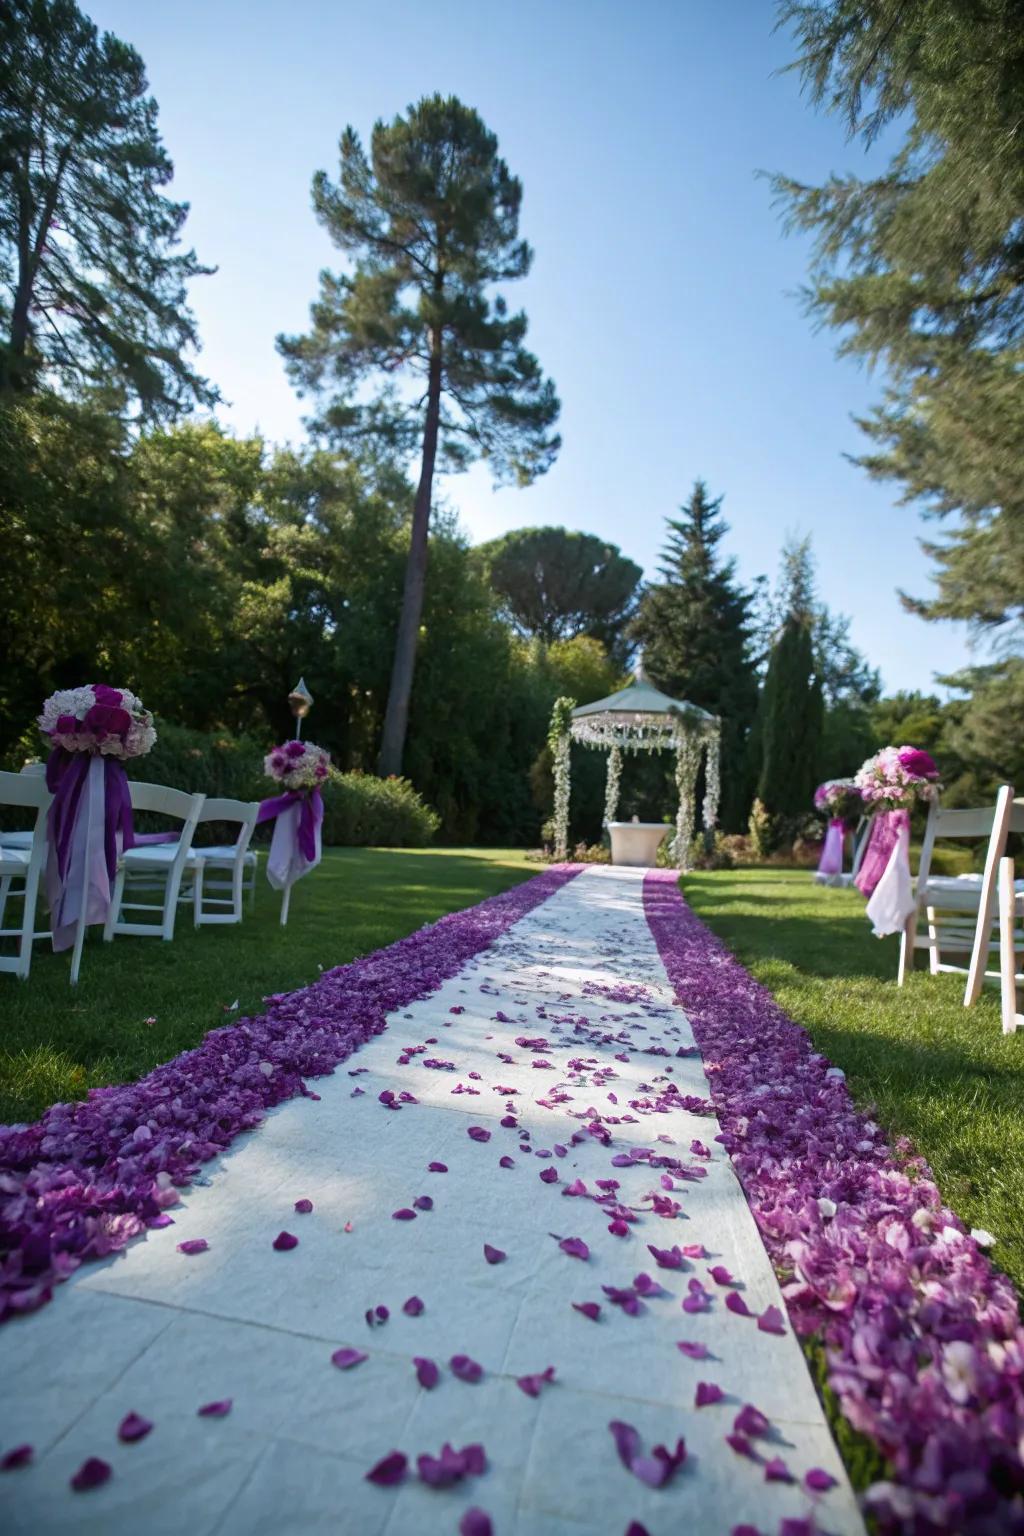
left=673, top=727, right=704, bottom=871
left=603, top=744, right=623, bottom=827
left=702, top=720, right=721, bottom=832
left=548, top=696, right=576, bottom=860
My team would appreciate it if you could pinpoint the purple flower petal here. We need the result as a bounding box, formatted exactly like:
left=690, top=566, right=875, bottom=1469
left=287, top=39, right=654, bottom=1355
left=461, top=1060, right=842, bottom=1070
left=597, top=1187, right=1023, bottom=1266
left=197, top=1399, right=232, bottom=1417
left=450, top=1354, right=483, bottom=1383
left=757, top=1304, right=786, bottom=1336
left=176, top=1239, right=208, bottom=1255
left=413, top=1195, right=433, bottom=1211
left=733, top=1404, right=770, bottom=1438
left=467, top=1126, right=491, bottom=1143
left=71, top=1457, right=112, bottom=1492
left=331, top=1347, right=368, bottom=1370
left=516, top=1367, right=556, bottom=1397
left=365, top=1451, right=408, bottom=1486
left=414, top=1356, right=440, bottom=1389
left=726, top=1432, right=757, bottom=1460
left=392, top=1208, right=417, bottom=1221
left=403, top=1296, right=424, bottom=1316
left=272, top=1230, right=299, bottom=1250
left=805, top=1466, right=837, bottom=1492
left=375, top=1304, right=389, bottom=1323
left=677, top=1340, right=710, bottom=1360
left=573, top=1301, right=601, bottom=1321
left=539, top=1168, right=559, bottom=1184
left=428, top=1162, right=448, bottom=1173
left=483, top=1244, right=506, bottom=1265
left=626, top=1525, right=652, bottom=1536
left=0, top=1445, right=33, bottom=1471
left=557, top=1236, right=589, bottom=1261
left=695, top=1381, right=724, bottom=1407
left=499, top=1155, right=516, bottom=1169
left=117, top=1411, right=153, bottom=1443
left=460, top=1510, right=493, bottom=1536
left=765, top=1455, right=794, bottom=1483
left=609, top=1419, right=642, bottom=1470
left=725, top=1291, right=751, bottom=1317
left=709, top=1265, right=736, bottom=1287
left=648, top=1243, right=685, bottom=1270
left=294, top=1198, right=314, bottom=1213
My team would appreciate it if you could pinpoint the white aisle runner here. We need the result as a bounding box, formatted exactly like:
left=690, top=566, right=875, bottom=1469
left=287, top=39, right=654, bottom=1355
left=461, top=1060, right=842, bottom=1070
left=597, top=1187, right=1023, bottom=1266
left=1, top=868, right=864, bottom=1536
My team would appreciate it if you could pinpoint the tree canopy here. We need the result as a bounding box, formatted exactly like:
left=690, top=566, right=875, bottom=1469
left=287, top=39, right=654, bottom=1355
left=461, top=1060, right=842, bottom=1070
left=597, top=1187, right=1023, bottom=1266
left=475, top=526, right=641, bottom=654
left=0, top=0, right=213, bottom=416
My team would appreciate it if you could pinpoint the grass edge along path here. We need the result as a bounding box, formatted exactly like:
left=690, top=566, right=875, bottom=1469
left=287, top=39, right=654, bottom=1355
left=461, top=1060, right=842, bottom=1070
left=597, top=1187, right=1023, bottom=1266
left=658, top=868, right=1024, bottom=1531
left=0, top=847, right=537, bottom=1127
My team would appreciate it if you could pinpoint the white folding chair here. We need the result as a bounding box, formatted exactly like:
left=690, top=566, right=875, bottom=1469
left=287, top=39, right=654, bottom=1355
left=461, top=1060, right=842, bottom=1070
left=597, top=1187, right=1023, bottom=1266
left=0, top=763, right=48, bottom=851
left=898, top=785, right=1024, bottom=1004
left=104, top=782, right=205, bottom=943
left=998, top=856, right=1024, bottom=1034
left=188, top=798, right=260, bottom=925
left=0, top=770, right=51, bottom=980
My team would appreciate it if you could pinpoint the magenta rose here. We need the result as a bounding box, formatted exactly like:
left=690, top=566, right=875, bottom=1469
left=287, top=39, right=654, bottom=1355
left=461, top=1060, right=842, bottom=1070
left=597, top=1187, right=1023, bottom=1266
left=285, top=740, right=305, bottom=759
left=82, top=702, right=132, bottom=742
left=92, top=685, right=124, bottom=707
left=54, top=714, right=81, bottom=735
left=897, top=748, right=938, bottom=780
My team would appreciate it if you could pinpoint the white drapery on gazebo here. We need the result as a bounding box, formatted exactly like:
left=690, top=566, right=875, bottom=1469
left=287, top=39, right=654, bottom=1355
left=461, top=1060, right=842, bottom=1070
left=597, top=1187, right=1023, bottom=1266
left=549, top=677, right=721, bottom=869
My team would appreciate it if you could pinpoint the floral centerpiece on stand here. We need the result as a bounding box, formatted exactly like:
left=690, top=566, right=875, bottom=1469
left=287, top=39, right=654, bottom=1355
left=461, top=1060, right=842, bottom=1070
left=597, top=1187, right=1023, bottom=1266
left=259, top=739, right=330, bottom=918
left=855, top=744, right=941, bottom=813
left=37, top=685, right=157, bottom=962
left=813, top=779, right=863, bottom=828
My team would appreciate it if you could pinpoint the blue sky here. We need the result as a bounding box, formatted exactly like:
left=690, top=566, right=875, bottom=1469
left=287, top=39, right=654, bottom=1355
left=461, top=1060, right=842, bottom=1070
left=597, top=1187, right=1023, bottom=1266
left=90, top=0, right=972, bottom=694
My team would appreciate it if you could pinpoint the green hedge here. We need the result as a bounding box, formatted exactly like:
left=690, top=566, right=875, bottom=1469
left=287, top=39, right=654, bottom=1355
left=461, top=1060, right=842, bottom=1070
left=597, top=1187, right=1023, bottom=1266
left=126, top=722, right=439, bottom=847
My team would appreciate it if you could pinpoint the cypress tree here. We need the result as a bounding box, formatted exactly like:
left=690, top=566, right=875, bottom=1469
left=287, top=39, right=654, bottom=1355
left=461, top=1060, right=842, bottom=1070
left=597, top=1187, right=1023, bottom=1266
left=756, top=616, right=823, bottom=819
left=630, top=480, right=758, bottom=829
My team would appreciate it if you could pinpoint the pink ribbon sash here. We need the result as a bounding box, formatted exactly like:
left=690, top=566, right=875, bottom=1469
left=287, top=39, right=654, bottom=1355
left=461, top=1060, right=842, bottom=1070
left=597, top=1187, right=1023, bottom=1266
left=854, top=809, right=909, bottom=899
left=817, top=818, right=845, bottom=878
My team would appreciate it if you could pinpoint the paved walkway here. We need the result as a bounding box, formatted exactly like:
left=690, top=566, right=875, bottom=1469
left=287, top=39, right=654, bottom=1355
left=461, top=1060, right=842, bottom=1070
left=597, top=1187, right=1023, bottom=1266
left=1, top=868, right=864, bottom=1535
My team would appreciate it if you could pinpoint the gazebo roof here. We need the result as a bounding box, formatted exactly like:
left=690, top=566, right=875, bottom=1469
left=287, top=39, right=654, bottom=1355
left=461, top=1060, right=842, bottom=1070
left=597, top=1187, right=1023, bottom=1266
left=571, top=679, right=715, bottom=724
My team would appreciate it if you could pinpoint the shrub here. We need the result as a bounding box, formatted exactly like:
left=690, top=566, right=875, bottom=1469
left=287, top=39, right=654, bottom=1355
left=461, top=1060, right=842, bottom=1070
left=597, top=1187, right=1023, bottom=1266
left=320, top=772, right=439, bottom=848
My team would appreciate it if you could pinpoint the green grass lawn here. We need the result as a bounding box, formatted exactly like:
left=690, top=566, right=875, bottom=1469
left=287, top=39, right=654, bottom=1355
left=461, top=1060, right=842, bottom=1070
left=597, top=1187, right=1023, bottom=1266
left=685, top=867, right=1024, bottom=1302
left=0, top=846, right=534, bottom=1126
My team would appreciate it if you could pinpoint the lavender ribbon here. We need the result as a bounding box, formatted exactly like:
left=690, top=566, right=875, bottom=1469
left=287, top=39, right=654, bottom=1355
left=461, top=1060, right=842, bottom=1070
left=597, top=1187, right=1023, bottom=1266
left=44, top=747, right=134, bottom=952
left=817, top=818, right=846, bottom=878
left=257, top=787, right=323, bottom=889
left=854, top=809, right=910, bottom=899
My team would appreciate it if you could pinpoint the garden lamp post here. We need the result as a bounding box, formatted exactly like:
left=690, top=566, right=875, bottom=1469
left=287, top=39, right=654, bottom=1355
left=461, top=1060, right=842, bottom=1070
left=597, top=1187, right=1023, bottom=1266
left=288, top=678, right=314, bottom=740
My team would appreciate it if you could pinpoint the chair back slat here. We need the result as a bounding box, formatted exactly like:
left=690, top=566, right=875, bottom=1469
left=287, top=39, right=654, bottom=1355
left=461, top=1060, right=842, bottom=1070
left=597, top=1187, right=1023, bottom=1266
left=128, top=780, right=205, bottom=823
left=0, top=769, right=51, bottom=811
left=198, top=798, right=260, bottom=826
left=933, top=807, right=999, bottom=838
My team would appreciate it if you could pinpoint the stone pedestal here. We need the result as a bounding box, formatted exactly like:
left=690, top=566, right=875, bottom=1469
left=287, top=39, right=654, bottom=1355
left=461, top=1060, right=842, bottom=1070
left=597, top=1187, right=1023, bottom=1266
left=608, top=821, right=669, bottom=868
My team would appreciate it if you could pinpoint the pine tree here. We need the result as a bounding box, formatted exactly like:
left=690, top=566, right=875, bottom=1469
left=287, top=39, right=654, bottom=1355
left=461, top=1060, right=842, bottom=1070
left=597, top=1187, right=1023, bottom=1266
left=756, top=616, right=823, bottom=820
left=0, top=0, right=214, bottom=416
left=630, top=481, right=758, bottom=829
left=279, top=95, right=560, bottom=775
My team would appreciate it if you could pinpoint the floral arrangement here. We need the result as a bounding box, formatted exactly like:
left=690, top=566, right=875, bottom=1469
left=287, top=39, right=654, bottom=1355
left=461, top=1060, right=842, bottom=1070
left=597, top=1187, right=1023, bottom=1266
left=38, top=684, right=156, bottom=760
left=264, top=738, right=330, bottom=791
left=813, top=779, right=863, bottom=825
left=855, top=744, right=941, bottom=812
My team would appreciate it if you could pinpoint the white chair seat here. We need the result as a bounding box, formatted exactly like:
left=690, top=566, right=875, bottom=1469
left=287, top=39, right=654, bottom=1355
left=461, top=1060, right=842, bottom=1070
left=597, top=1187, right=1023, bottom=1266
left=122, top=844, right=181, bottom=869
left=187, top=845, right=258, bottom=865
left=0, top=830, right=34, bottom=848
left=0, top=847, right=31, bottom=873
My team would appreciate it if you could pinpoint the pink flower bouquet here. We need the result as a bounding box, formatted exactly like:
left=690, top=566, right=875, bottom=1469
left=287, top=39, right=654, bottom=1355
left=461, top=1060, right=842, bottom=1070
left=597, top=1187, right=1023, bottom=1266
left=38, top=685, right=156, bottom=760
left=813, top=779, right=863, bottom=826
left=263, top=739, right=330, bottom=791
left=855, top=744, right=941, bottom=813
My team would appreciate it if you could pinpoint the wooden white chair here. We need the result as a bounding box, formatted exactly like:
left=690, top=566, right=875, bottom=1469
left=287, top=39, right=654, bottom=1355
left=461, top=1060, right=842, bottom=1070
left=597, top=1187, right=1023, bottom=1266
left=188, top=798, right=260, bottom=925
left=104, top=782, right=205, bottom=943
left=0, top=771, right=51, bottom=979
left=998, top=855, right=1023, bottom=1034
left=898, top=785, right=1024, bottom=1004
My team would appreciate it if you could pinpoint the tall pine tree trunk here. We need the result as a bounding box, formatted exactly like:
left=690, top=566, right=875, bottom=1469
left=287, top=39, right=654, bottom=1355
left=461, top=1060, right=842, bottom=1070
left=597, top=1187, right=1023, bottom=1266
left=377, top=339, right=442, bottom=777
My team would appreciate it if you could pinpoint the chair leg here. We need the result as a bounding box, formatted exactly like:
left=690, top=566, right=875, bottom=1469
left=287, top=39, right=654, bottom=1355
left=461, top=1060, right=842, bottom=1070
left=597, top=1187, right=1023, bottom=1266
left=16, top=867, right=41, bottom=980
left=926, top=906, right=941, bottom=975
left=162, top=868, right=184, bottom=941
left=999, top=859, right=1019, bottom=1035
left=232, top=861, right=244, bottom=923
left=193, top=863, right=204, bottom=928
left=0, top=874, right=10, bottom=934
left=897, top=911, right=916, bottom=986
left=104, top=866, right=126, bottom=940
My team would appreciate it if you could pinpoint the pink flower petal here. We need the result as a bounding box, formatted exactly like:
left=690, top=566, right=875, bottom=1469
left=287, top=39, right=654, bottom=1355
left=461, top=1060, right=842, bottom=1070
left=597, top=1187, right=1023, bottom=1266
left=725, top=1291, right=751, bottom=1317
left=681, top=1243, right=707, bottom=1259
left=414, top=1356, right=440, bottom=1389
left=176, top=1239, right=208, bottom=1255
left=695, top=1381, right=724, bottom=1407
left=676, top=1340, right=710, bottom=1360
left=272, top=1230, right=299, bottom=1250
left=365, top=1451, right=407, bottom=1486
left=197, top=1399, right=232, bottom=1417
left=608, top=1218, right=630, bottom=1236
left=71, top=1457, right=112, bottom=1491
left=648, top=1244, right=685, bottom=1270
left=294, top=1198, right=313, bottom=1214
left=483, top=1244, right=506, bottom=1265
left=450, top=1354, right=483, bottom=1383
left=467, top=1126, right=491, bottom=1143
left=1, top=1445, right=33, bottom=1470
left=117, top=1411, right=153, bottom=1443
left=402, top=1296, right=424, bottom=1316
left=331, top=1348, right=368, bottom=1370
left=392, top=1209, right=417, bottom=1221
left=572, top=1301, right=601, bottom=1321
left=557, top=1236, right=589, bottom=1261
left=757, top=1304, right=786, bottom=1336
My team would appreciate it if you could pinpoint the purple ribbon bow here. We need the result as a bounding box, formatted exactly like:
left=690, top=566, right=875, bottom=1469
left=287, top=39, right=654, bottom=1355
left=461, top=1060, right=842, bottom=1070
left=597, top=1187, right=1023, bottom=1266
left=257, top=787, right=323, bottom=863
left=46, top=747, right=134, bottom=885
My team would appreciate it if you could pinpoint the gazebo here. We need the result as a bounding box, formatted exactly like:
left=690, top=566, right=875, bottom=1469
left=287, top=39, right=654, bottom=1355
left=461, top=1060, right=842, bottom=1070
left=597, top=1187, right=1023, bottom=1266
left=549, top=674, right=721, bottom=869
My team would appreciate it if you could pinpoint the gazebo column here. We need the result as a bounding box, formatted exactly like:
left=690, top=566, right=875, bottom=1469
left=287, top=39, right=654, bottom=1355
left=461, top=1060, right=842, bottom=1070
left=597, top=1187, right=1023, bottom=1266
left=702, top=722, right=722, bottom=833
left=549, top=696, right=575, bottom=861
left=603, top=744, right=622, bottom=829
left=673, top=730, right=702, bottom=871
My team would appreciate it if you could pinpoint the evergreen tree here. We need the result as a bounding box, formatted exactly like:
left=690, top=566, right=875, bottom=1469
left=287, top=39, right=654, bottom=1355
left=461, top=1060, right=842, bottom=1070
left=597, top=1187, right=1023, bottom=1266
left=0, top=0, right=214, bottom=415
left=756, top=615, right=823, bottom=819
left=630, top=481, right=758, bottom=829
left=279, top=95, right=560, bottom=775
